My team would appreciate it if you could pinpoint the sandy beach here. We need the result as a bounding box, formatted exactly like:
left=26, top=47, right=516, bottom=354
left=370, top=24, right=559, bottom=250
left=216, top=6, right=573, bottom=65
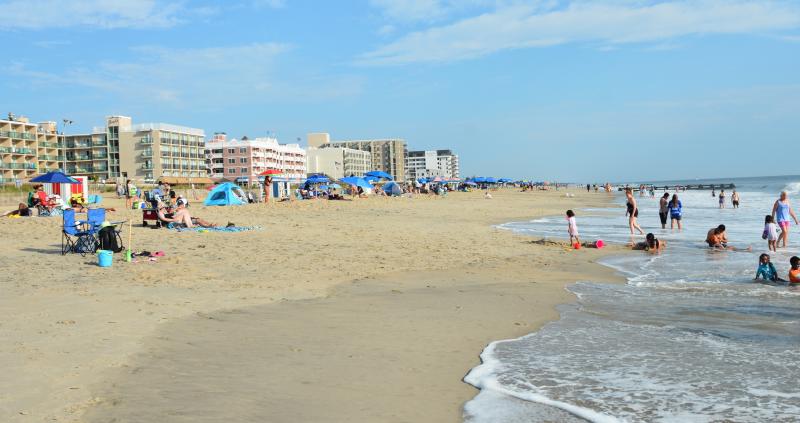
left=0, top=188, right=624, bottom=422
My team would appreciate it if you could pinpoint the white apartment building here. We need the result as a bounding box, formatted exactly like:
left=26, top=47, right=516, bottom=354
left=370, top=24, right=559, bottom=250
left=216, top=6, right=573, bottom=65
left=406, top=149, right=460, bottom=180
left=306, top=146, right=372, bottom=179
left=206, top=134, right=306, bottom=183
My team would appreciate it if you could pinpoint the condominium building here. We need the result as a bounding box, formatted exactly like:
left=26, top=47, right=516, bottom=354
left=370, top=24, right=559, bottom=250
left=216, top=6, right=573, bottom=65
left=109, top=116, right=207, bottom=182
left=306, top=146, right=372, bottom=179
left=206, top=134, right=306, bottom=183
left=61, top=127, right=113, bottom=180
left=319, top=136, right=407, bottom=181
left=0, top=116, right=42, bottom=183
left=406, top=149, right=460, bottom=180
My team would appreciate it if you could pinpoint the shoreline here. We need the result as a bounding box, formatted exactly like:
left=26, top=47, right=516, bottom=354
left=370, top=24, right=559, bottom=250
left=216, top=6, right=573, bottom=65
left=0, top=189, right=625, bottom=422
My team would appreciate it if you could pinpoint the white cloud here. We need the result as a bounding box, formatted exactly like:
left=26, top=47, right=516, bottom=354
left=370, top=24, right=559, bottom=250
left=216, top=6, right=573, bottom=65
left=0, top=0, right=187, bottom=30
left=370, top=0, right=499, bottom=22
left=6, top=42, right=363, bottom=108
left=8, top=43, right=290, bottom=105
left=360, top=0, right=800, bottom=64
left=252, top=0, right=286, bottom=9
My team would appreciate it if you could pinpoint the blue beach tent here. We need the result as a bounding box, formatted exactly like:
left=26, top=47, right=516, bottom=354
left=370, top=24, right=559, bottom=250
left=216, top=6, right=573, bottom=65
left=204, top=182, right=246, bottom=206
left=382, top=181, right=402, bottom=196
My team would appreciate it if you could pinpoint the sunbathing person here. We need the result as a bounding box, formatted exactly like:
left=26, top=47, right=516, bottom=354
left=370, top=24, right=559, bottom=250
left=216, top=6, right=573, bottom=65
left=2, top=203, right=33, bottom=217
left=160, top=200, right=216, bottom=228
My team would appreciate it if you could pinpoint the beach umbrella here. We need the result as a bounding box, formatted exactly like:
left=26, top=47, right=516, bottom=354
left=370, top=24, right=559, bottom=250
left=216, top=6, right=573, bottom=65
left=364, top=175, right=381, bottom=183
left=431, top=176, right=445, bottom=183
left=464, top=181, right=478, bottom=186
left=259, top=169, right=282, bottom=176
left=305, top=175, right=330, bottom=184
left=30, top=171, right=79, bottom=184
left=473, top=177, right=487, bottom=183
left=364, top=170, right=393, bottom=180
left=485, top=177, right=498, bottom=184
left=340, top=177, right=374, bottom=190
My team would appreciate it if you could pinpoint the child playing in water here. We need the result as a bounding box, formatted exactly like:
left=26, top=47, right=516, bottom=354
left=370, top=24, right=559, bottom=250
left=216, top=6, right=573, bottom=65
left=566, top=210, right=580, bottom=247
left=755, top=254, right=782, bottom=282
left=790, top=256, right=800, bottom=284
left=763, top=215, right=779, bottom=252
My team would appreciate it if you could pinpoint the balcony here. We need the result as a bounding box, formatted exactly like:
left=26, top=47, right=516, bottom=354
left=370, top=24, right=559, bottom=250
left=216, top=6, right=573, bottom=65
left=0, top=162, right=37, bottom=170
left=93, top=140, right=107, bottom=147
left=141, top=163, right=154, bottom=170
left=69, top=154, right=93, bottom=161
left=38, top=141, right=60, bottom=148
left=140, top=137, right=153, bottom=145
left=0, top=131, right=36, bottom=140
left=93, top=153, right=109, bottom=159
left=39, top=155, right=63, bottom=161
left=141, top=150, right=153, bottom=158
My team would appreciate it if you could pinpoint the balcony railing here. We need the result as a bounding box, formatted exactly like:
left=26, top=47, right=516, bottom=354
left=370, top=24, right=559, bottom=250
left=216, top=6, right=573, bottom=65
left=38, top=141, right=60, bottom=148
left=69, top=154, right=92, bottom=161
left=0, top=162, right=37, bottom=169
left=141, top=163, right=153, bottom=170
left=0, top=147, right=35, bottom=155
left=93, top=153, right=109, bottom=159
left=93, top=140, right=107, bottom=146
left=141, top=150, right=153, bottom=158
left=39, top=155, right=64, bottom=161
left=140, top=137, right=153, bottom=145
left=0, top=131, right=36, bottom=140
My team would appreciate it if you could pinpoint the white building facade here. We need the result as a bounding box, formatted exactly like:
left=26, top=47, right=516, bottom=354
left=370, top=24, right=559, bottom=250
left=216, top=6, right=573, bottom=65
left=306, top=146, right=372, bottom=179
left=405, top=149, right=460, bottom=180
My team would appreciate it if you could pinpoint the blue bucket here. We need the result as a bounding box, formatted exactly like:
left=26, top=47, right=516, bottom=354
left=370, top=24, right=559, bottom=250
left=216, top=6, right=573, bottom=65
left=97, top=250, right=113, bottom=267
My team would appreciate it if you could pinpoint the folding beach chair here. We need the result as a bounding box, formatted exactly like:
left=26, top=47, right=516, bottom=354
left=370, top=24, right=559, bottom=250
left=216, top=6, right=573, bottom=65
left=87, top=208, right=126, bottom=250
left=61, top=208, right=97, bottom=256
left=86, top=194, right=102, bottom=205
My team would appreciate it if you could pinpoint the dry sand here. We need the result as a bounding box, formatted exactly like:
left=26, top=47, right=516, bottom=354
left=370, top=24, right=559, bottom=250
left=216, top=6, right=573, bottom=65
left=0, top=188, right=625, bottom=422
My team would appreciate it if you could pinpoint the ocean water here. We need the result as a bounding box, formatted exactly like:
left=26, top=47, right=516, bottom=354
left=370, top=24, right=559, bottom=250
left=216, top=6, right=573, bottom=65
left=464, top=176, right=800, bottom=423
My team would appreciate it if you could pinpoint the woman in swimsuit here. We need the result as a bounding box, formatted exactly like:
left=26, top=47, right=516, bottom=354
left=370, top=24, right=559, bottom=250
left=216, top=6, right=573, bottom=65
left=719, top=190, right=725, bottom=209
left=772, top=191, right=799, bottom=248
left=625, top=188, right=644, bottom=236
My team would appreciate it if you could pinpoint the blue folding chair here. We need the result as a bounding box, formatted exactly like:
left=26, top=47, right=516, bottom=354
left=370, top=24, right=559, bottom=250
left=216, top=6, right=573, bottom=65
left=86, top=194, right=102, bottom=205
left=62, top=209, right=97, bottom=256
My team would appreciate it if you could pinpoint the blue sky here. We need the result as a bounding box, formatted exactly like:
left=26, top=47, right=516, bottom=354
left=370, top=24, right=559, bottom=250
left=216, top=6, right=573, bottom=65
left=1, top=0, right=799, bottom=181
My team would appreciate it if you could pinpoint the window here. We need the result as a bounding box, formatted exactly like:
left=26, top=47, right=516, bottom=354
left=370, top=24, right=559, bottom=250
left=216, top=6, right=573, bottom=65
left=240, top=157, right=248, bottom=163
left=228, top=158, right=236, bottom=164
left=228, top=148, right=235, bottom=154
left=241, top=167, right=248, bottom=173
left=239, top=148, right=247, bottom=154
left=228, top=168, right=236, bottom=174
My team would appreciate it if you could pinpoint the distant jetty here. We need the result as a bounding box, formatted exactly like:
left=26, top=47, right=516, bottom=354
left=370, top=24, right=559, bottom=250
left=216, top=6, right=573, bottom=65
left=619, top=183, right=736, bottom=192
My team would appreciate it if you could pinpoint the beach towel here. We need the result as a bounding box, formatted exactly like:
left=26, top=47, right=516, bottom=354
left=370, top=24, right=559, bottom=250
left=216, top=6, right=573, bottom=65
left=169, top=225, right=262, bottom=233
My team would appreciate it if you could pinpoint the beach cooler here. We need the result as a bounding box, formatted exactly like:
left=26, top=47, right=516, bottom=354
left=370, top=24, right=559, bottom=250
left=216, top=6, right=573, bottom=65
left=142, top=208, right=160, bottom=227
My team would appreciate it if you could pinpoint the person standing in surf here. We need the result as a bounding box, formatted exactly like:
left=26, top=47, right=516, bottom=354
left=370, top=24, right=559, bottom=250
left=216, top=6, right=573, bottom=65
left=772, top=191, right=799, bottom=248
left=668, top=194, right=683, bottom=230
left=659, top=192, right=670, bottom=229
left=625, top=188, right=644, bottom=236
left=732, top=190, right=740, bottom=208
left=719, top=190, right=726, bottom=209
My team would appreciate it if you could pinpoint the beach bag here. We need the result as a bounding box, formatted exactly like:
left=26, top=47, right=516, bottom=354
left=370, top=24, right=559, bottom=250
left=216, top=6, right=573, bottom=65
left=98, top=226, right=123, bottom=253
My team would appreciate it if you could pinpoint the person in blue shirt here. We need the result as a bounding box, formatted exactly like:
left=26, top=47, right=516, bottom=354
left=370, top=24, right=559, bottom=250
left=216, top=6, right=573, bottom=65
left=668, top=194, right=682, bottom=230
left=755, top=253, right=783, bottom=282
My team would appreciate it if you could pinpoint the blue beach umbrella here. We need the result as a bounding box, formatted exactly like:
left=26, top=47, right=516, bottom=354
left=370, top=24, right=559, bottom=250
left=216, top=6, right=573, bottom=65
left=364, top=170, right=393, bottom=180
left=364, top=175, right=381, bottom=183
left=305, top=175, right=330, bottom=184
left=485, top=177, right=498, bottom=184
left=464, top=181, right=478, bottom=186
left=340, top=177, right=374, bottom=190
left=30, top=171, right=79, bottom=184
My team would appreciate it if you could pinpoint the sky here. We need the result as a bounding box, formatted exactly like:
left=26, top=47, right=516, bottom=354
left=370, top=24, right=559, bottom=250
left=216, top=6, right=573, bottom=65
left=1, top=0, right=799, bottom=182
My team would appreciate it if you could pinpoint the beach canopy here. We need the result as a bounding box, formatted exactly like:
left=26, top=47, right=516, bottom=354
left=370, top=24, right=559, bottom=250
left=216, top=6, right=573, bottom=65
left=30, top=171, right=79, bottom=184
left=464, top=181, right=478, bottom=186
left=364, top=170, right=393, bottom=180
left=340, top=177, right=374, bottom=190
left=382, top=181, right=402, bottom=196
left=259, top=169, right=282, bottom=176
left=485, top=177, right=498, bottom=184
left=204, top=182, right=246, bottom=206
left=318, top=183, right=342, bottom=191
left=472, top=177, right=487, bottom=183
left=305, top=175, right=330, bottom=184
